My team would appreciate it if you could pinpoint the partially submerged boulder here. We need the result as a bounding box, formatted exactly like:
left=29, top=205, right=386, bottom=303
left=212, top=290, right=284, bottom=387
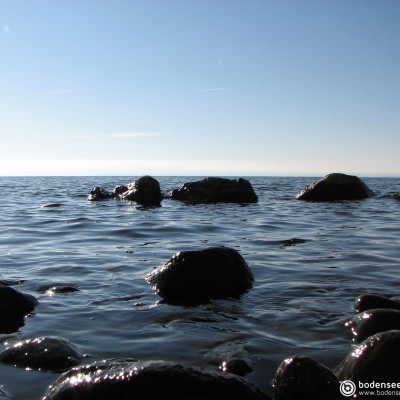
left=0, top=286, right=38, bottom=315
left=119, top=175, right=162, bottom=206
left=169, top=177, right=258, bottom=204
left=0, top=336, right=82, bottom=372
left=345, top=309, right=400, bottom=342
left=43, top=359, right=270, bottom=400
left=146, top=247, right=254, bottom=303
left=354, top=294, right=400, bottom=313
left=87, top=187, right=113, bottom=201
left=296, top=173, right=374, bottom=201
left=272, top=356, right=340, bottom=400
left=336, top=330, right=400, bottom=381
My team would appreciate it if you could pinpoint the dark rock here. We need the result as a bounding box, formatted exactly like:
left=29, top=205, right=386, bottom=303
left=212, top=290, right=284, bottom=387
left=345, top=309, right=400, bottom=342
left=169, top=177, right=258, bottom=204
left=280, top=238, right=307, bottom=247
left=42, top=203, right=62, bottom=208
left=273, top=355, right=340, bottom=400
left=119, top=176, right=162, bottom=206
left=205, top=342, right=253, bottom=376
left=336, top=330, right=400, bottom=381
left=296, top=173, right=374, bottom=201
left=0, top=286, right=38, bottom=315
left=114, top=184, right=129, bottom=196
left=37, top=283, right=79, bottom=294
left=146, top=247, right=254, bottom=303
left=87, top=187, right=113, bottom=201
left=0, top=336, right=82, bottom=372
left=354, top=294, right=400, bottom=313
left=43, top=359, right=270, bottom=400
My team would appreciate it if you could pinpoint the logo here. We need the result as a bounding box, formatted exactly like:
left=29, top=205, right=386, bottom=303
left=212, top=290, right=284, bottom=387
left=340, top=380, right=357, bottom=397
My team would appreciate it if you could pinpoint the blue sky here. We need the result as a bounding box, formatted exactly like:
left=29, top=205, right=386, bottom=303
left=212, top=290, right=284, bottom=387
left=1, top=0, right=399, bottom=176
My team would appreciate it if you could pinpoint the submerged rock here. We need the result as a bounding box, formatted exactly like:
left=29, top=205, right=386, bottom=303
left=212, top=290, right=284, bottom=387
left=345, top=309, right=400, bottom=342
left=0, top=336, right=82, bottom=372
left=87, top=187, right=113, bottom=201
left=37, top=283, right=79, bottom=295
left=169, top=177, right=258, bottom=204
left=205, top=342, right=253, bottom=376
left=296, top=173, right=374, bottom=201
left=272, top=355, right=340, bottom=400
left=147, top=247, right=254, bottom=303
left=43, top=359, right=270, bottom=400
left=119, top=175, right=162, bottom=206
left=336, top=330, right=400, bottom=381
left=354, top=294, right=400, bottom=313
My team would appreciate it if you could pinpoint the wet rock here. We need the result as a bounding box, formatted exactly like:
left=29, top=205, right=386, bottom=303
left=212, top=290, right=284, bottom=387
left=354, top=294, right=400, bottom=313
left=205, top=342, right=253, bottom=376
left=114, top=184, right=129, bottom=196
left=169, top=177, right=258, bottom=204
left=42, top=203, right=62, bottom=208
left=345, top=309, right=400, bottom=342
left=147, top=247, right=254, bottom=303
left=296, top=173, right=374, bottom=201
left=0, top=336, right=82, bottom=372
left=393, top=193, right=400, bottom=200
left=87, top=187, right=113, bottom=201
left=119, top=176, right=162, bottom=206
left=280, top=238, right=307, bottom=247
left=37, top=283, right=79, bottom=294
left=272, top=355, right=340, bottom=400
left=336, top=330, right=400, bottom=381
left=0, top=286, right=38, bottom=315
left=43, top=359, right=270, bottom=400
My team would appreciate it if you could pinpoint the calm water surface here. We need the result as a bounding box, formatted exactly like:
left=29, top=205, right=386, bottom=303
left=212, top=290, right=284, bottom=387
left=0, top=176, right=399, bottom=399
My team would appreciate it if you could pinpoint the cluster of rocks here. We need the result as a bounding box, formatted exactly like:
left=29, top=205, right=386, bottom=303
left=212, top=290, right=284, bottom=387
left=87, top=172, right=396, bottom=205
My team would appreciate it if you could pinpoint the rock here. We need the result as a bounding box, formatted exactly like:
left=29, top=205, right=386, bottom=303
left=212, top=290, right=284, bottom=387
left=345, top=309, right=400, bottom=342
left=114, top=184, right=129, bottom=196
left=272, top=355, right=340, bottom=400
left=296, top=173, right=374, bottom=201
left=37, top=283, right=79, bottom=294
left=119, top=176, right=162, bottom=206
left=336, top=330, right=400, bottom=381
left=0, top=336, right=82, bottom=372
left=354, top=294, right=400, bottom=313
left=87, top=187, right=113, bottom=201
left=169, top=177, right=258, bottom=204
left=393, top=193, right=400, bottom=200
left=205, top=342, right=253, bottom=376
left=43, top=359, right=270, bottom=400
left=146, top=247, right=254, bottom=303
left=0, top=286, right=38, bottom=315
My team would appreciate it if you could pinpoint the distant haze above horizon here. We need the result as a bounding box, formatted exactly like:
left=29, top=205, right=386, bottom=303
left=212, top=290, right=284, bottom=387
left=1, top=1, right=399, bottom=177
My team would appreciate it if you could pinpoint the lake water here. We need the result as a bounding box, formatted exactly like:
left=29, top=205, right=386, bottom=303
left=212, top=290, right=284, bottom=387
left=0, top=176, right=399, bottom=399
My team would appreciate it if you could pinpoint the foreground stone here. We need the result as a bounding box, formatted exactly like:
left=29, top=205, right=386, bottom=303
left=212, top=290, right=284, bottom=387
left=119, top=175, right=162, bottom=206
left=345, top=309, right=400, bottom=342
left=43, top=359, right=270, bottom=400
left=0, top=336, right=82, bottom=372
left=336, top=330, right=400, bottom=381
left=147, top=247, right=254, bottom=303
left=354, top=294, right=400, bottom=312
left=272, top=355, right=340, bottom=400
left=87, top=187, right=114, bottom=201
left=296, top=173, right=374, bottom=201
left=169, top=177, right=258, bottom=204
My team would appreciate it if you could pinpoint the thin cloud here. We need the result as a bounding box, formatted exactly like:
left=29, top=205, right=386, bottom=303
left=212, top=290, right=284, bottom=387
left=198, top=87, right=226, bottom=92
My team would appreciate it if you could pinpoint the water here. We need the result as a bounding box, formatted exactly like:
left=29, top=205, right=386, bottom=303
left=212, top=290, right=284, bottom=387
left=0, top=176, right=399, bottom=399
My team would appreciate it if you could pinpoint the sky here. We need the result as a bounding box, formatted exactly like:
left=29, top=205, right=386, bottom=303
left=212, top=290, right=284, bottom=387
left=1, top=0, right=399, bottom=176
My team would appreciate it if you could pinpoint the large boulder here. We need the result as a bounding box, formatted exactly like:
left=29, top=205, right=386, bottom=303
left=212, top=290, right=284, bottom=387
left=296, top=173, right=374, bottom=201
left=345, top=309, right=400, bottom=342
left=43, top=359, right=270, bottom=400
left=146, top=247, right=254, bottom=303
left=354, top=294, right=400, bottom=313
left=272, top=356, right=340, bottom=400
left=336, top=330, right=400, bottom=381
left=0, top=336, right=82, bottom=372
left=169, top=177, right=258, bottom=204
left=119, top=176, right=162, bottom=206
